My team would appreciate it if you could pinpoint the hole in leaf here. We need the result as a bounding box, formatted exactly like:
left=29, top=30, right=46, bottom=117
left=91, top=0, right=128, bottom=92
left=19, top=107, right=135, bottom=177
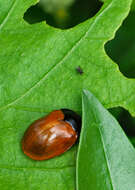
left=24, top=0, right=103, bottom=29
left=105, top=11, right=135, bottom=78
left=109, top=107, right=135, bottom=138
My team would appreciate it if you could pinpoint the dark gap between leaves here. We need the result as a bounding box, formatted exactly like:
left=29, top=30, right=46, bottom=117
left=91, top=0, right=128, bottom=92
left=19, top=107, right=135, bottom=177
left=109, top=107, right=135, bottom=138
left=23, top=0, right=103, bottom=29
left=105, top=11, right=135, bottom=78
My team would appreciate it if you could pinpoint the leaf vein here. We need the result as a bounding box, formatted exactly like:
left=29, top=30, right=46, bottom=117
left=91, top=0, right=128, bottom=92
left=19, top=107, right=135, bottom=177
left=98, top=126, right=115, bottom=190
left=0, top=0, right=18, bottom=31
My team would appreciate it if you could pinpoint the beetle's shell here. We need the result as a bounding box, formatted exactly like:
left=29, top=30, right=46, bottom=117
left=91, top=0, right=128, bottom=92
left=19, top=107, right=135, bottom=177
left=22, top=110, right=78, bottom=160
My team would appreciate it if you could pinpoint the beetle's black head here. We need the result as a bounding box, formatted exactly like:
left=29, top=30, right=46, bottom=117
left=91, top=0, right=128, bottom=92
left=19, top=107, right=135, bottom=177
left=61, top=109, right=81, bottom=136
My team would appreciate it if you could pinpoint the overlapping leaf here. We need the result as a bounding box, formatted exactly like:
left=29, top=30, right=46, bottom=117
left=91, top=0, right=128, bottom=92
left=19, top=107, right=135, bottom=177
left=77, top=90, right=135, bottom=190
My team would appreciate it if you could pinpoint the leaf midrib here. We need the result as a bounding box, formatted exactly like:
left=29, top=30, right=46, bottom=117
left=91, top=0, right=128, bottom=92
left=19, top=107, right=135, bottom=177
left=98, top=126, right=115, bottom=190
left=92, top=107, right=115, bottom=190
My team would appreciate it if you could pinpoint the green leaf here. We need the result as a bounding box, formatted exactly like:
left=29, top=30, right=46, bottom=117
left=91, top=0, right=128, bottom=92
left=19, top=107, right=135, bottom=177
left=0, top=0, right=134, bottom=114
left=77, top=90, right=135, bottom=190
left=0, top=0, right=134, bottom=189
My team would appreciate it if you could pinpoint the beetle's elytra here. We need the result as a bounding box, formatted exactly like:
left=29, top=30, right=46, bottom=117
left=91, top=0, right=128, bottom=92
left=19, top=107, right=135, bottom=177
left=22, top=109, right=81, bottom=160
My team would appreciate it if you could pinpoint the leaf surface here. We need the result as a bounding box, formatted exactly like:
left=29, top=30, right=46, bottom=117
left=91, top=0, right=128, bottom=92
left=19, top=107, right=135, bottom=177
left=0, top=0, right=134, bottom=189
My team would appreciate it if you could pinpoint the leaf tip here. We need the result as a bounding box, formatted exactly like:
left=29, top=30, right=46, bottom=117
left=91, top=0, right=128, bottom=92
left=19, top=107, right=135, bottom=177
left=82, top=89, right=93, bottom=99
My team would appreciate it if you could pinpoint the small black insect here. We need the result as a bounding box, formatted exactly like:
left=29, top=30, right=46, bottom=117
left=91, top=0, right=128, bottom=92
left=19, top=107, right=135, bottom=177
left=76, top=66, right=83, bottom=75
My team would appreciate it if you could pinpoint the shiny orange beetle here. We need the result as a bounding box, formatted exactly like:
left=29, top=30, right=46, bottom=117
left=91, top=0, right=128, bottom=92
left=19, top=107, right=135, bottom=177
left=22, top=109, right=81, bottom=160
